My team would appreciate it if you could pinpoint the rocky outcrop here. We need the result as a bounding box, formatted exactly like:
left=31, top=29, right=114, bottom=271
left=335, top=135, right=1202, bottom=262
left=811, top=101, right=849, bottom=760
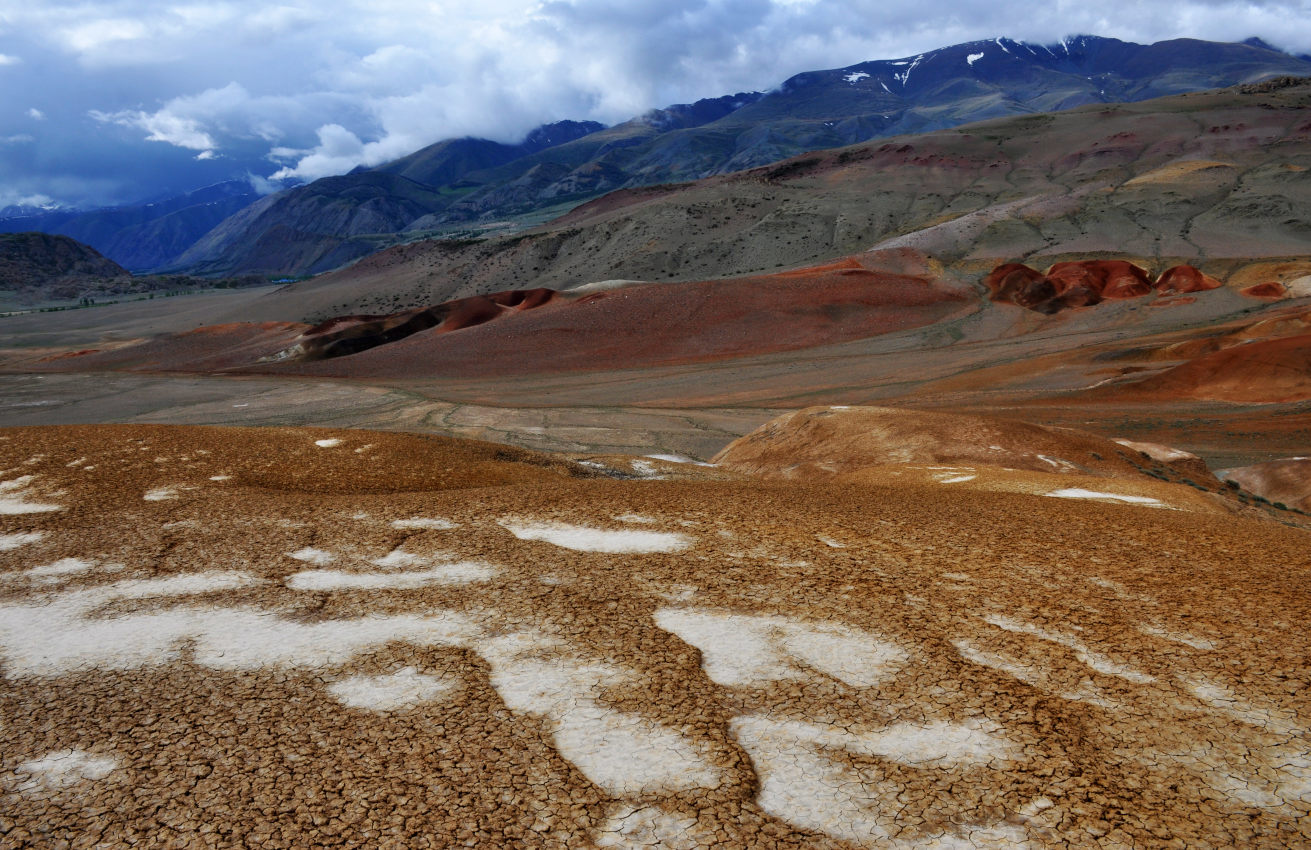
left=985, top=261, right=1228, bottom=314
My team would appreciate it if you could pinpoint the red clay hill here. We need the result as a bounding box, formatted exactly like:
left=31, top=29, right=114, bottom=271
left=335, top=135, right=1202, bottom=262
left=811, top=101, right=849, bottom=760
left=35, top=256, right=972, bottom=379
left=985, top=261, right=1223, bottom=313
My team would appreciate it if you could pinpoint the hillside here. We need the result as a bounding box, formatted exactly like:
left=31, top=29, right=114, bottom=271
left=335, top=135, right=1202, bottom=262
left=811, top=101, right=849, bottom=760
left=176, top=35, right=1311, bottom=277
left=0, top=182, right=260, bottom=272
left=210, top=77, right=1311, bottom=323
left=0, top=232, right=129, bottom=299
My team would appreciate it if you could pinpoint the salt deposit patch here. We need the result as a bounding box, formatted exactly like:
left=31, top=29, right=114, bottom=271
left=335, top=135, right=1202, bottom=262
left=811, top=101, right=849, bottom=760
left=191, top=611, right=479, bottom=672
left=143, top=486, right=180, bottom=502
left=288, top=547, right=335, bottom=566
left=0, top=531, right=43, bottom=551
left=614, top=513, right=656, bottom=524
left=594, top=804, right=709, bottom=849
left=372, top=549, right=429, bottom=568
left=477, top=632, right=725, bottom=796
left=1140, top=624, right=1215, bottom=650
left=629, top=460, right=663, bottom=479
left=731, top=715, right=1022, bottom=847
left=983, top=614, right=1155, bottom=684
left=817, top=535, right=846, bottom=548
left=952, top=639, right=1043, bottom=688
left=499, top=520, right=692, bottom=554
left=0, top=476, right=62, bottom=515
left=645, top=453, right=714, bottom=467
left=0, top=571, right=490, bottom=677
left=15, top=749, right=118, bottom=791
left=655, top=608, right=907, bottom=688
left=25, top=557, right=96, bottom=580
left=314, top=438, right=343, bottom=448
left=390, top=517, right=458, bottom=531
left=287, top=563, right=496, bottom=591
left=328, top=666, right=461, bottom=711
left=1045, top=488, right=1169, bottom=508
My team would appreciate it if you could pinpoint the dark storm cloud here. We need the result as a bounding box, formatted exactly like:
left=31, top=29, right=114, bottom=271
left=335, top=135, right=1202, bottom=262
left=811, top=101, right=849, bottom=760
left=1, top=0, right=1308, bottom=207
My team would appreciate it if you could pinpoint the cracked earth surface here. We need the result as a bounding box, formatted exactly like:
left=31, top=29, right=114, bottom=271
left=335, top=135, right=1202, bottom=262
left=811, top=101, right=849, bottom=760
left=1, top=425, right=1308, bottom=848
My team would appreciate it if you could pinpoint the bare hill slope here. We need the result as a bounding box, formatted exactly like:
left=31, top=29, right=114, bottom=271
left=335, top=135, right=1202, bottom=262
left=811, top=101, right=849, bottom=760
left=1, top=423, right=1307, bottom=847
left=226, top=79, right=1311, bottom=324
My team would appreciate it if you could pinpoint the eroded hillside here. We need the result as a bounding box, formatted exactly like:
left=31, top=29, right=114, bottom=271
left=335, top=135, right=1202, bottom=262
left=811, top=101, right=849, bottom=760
left=223, top=80, right=1311, bottom=324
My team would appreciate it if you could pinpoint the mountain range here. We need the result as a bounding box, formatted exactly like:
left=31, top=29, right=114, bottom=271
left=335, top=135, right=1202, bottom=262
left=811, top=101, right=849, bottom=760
left=3, top=35, right=1308, bottom=279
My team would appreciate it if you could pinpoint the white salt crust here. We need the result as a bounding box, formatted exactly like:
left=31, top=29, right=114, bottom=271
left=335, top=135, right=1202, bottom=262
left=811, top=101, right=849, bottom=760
left=730, top=715, right=1020, bottom=847
left=15, top=749, right=118, bottom=791
left=25, top=557, right=96, bottom=579
left=288, top=547, right=335, bottom=566
left=593, top=804, right=709, bottom=849
left=1045, top=488, right=1168, bottom=508
left=0, top=531, right=44, bottom=551
left=287, top=563, right=497, bottom=591
left=654, top=608, right=908, bottom=688
left=983, top=614, right=1155, bottom=684
left=499, top=520, right=692, bottom=554
left=314, top=438, right=343, bottom=448
left=371, top=549, right=429, bottom=569
left=328, top=667, right=461, bottom=711
left=952, top=638, right=1117, bottom=709
left=0, top=476, right=62, bottom=515
left=0, top=575, right=724, bottom=797
left=478, top=632, right=724, bottom=796
left=390, top=517, right=458, bottom=530
left=143, top=487, right=180, bottom=502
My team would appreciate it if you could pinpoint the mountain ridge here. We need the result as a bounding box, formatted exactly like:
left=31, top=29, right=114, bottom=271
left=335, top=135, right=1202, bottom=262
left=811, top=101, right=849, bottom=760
left=175, top=34, right=1311, bottom=277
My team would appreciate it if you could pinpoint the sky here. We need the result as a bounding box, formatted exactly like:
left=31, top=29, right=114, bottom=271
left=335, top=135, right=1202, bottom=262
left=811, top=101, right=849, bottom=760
left=2, top=0, right=1310, bottom=210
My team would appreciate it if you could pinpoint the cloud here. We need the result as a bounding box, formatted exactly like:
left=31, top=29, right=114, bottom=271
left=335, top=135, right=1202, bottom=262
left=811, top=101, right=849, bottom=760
left=5, top=0, right=1311, bottom=205
left=27, top=108, right=45, bottom=120
left=92, top=109, right=217, bottom=152
left=0, top=54, right=21, bottom=66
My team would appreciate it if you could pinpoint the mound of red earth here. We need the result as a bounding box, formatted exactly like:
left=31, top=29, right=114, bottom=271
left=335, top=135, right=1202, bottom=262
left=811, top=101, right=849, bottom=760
left=1219, top=457, right=1311, bottom=512
left=289, top=289, right=562, bottom=361
left=1119, top=333, right=1311, bottom=403
left=38, top=257, right=971, bottom=378
left=984, top=261, right=1223, bottom=313
left=1242, top=281, right=1288, bottom=298
left=712, top=405, right=1214, bottom=485
left=41, top=322, right=310, bottom=372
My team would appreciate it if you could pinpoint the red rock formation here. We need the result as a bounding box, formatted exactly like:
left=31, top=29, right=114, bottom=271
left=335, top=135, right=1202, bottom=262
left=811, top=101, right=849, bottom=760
left=1155, top=265, right=1223, bottom=294
left=1241, top=281, right=1287, bottom=298
left=1046, top=261, right=1154, bottom=300
left=985, top=260, right=1229, bottom=314
left=982, top=263, right=1049, bottom=306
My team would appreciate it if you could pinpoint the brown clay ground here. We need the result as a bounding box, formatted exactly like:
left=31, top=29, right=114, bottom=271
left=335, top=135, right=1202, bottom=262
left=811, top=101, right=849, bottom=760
left=1, top=423, right=1309, bottom=848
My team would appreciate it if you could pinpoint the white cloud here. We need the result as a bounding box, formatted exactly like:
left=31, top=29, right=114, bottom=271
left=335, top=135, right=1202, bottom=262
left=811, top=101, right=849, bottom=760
left=27, top=108, right=45, bottom=120
left=0, top=54, right=20, bottom=66
left=92, top=109, right=217, bottom=151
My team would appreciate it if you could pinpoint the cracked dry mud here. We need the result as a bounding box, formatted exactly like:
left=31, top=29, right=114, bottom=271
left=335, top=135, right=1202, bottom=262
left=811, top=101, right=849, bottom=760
left=1, top=425, right=1308, bottom=848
